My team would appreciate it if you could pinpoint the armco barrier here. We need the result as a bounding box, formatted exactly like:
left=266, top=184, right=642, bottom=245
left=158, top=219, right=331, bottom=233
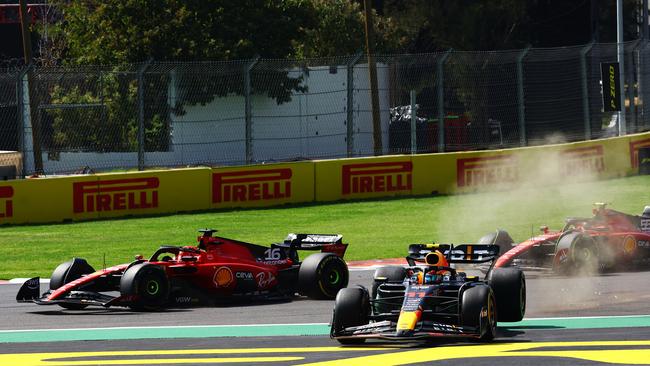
left=0, top=132, right=649, bottom=225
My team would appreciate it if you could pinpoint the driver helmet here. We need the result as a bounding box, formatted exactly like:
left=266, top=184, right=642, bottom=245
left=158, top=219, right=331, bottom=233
left=425, top=250, right=449, bottom=268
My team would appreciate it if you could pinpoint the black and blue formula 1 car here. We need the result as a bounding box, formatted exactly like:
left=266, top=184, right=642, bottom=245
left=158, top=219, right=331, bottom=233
left=330, top=243, right=526, bottom=343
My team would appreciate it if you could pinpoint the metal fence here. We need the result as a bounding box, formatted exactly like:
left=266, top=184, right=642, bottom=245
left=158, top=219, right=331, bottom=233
left=1, top=41, right=649, bottom=176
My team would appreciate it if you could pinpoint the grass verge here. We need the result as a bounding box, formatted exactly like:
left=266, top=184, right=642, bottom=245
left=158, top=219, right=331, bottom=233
left=2, top=175, right=650, bottom=279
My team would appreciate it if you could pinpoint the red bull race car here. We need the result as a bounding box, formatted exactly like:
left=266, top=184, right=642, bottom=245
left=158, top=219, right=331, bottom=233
left=330, top=243, right=525, bottom=343
left=482, top=203, right=650, bottom=274
left=16, top=230, right=349, bottom=310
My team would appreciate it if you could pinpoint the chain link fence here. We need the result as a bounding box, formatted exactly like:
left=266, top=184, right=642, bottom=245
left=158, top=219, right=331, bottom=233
left=1, top=41, right=649, bottom=176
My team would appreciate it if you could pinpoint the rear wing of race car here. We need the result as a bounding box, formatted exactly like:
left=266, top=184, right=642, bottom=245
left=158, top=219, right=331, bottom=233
left=406, top=243, right=500, bottom=266
left=278, top=233, right=348, bottom=257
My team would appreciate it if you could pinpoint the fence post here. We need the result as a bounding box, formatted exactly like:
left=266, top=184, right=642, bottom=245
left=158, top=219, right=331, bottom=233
left=636, top=40, right=649, bottom=129
left=516, top=46, right=531, bottom=147
left=627, top=40, right=640, bottom=132
left=347, top=52, right=363, bottom=157
left=437, top=50, right=451, bottom=153
left=410, top=89, right=417, bottom=154
left=137, top=59, right=153, bottom=171
left=244, top=56, right=260, bottom=164
left=580, top=41, right=594, bottom=140
left=16, top=65, right=31, bottom=177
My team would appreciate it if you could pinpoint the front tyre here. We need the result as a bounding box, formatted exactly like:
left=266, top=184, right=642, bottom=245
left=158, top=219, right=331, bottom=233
left=120, top=263, right=169, bottom=311
left=461, top=285, right=497, bottom=341
left=298, top=253, right=349, bottom=299
left=487, top=267, right=526, bottom=322
left=49, top=258, right=96, bottom=310
left=331, top=287, right=369, bottom=344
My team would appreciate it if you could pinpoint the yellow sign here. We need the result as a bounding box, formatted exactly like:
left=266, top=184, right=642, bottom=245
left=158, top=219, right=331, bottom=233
left=315, top=156, right=413, bottom=201
left=211, top=162, right=314, bottom=209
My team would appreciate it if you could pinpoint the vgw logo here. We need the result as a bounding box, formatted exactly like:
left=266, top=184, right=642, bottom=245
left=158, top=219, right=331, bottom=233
left=212, top=169, right=292, bottom=203
left=0, top=186, right=13, bottom=218
left=560, top=146, right=605, bottom=175
left=457, top=155, right=518, bottom=188
left=342, top=161, right=412, bottom=195
left=73, top=178, right=159, bottom=213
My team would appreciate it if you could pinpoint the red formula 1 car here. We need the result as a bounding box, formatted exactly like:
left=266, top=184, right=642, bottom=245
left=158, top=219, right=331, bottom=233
left=16, top=230, right=349, bottom=310
left=480, top=203, right=650, bottom=274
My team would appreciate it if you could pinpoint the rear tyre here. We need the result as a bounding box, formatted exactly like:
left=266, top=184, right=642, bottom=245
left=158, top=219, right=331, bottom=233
left=371, top=266, right=406, bottom=315
left=461, top=285, right=497, bottom=341
left=120, top=263, right=169, bottom=311
left=478, top=229, right=514, bottom=256
left=298, top=253, right=349, bottom=299
left=49, top=258, right=96, bottom=310
left=331, top=287, right=369, bottom=344
left=487, top=267, right=526, bottom=322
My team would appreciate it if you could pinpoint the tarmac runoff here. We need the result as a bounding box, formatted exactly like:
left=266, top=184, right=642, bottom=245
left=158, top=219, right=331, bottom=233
left=1, top=315, right=650, bottom=343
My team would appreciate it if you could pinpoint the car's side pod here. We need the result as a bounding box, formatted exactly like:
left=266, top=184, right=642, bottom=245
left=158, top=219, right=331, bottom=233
left=16, top=277, right=40, bottom=302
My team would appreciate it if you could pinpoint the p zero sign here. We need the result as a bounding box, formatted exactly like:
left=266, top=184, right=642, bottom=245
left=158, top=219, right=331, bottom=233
left=601, top=62, right=621, bottom=112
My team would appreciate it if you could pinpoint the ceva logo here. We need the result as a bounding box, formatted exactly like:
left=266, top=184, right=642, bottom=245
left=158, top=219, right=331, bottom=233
left=73, top=177, right=159, bottom=213
left=342, top=161, right=412, bottom=195
left=457, top=155, right=518, bottom=188
left=212, top=169, right=292, bottom=203
left=560, top=146, right=605, bottom=175
left=0, top=186, right=13, bottom=218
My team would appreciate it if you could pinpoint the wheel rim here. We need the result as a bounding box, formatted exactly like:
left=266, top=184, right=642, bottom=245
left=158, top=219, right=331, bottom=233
left=146, top=280, right=160, bottom=296
left=488, top=293, right=496, bottom=334
left=328, top=269, right=341, bottom=285
left=580, top=247, right=591, bottom=261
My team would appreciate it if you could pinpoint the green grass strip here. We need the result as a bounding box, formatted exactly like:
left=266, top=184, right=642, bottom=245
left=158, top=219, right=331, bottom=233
left=1, top=316, right=650, bottom=343
left=0, top=323, right=332, bottom=343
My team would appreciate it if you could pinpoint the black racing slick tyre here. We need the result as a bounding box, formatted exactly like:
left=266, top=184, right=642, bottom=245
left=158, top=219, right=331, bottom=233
left=371, top=266, right=406, bottom=300
left=487, top=267, right=526, bottom=322
left=331, top=287, right=370, bottom=344
left=570, top=235, right=599, bottom=274
left=371, top=266, right=406, bottom=315
left=49, top=258, right=96, bottom=310
left=461, top=285, right=497, bottom=341
left=298, top=253, right=349, bottom=300
left=120, top=263, right=169, bottom=311
left=478, top=229, right=514, bottom=257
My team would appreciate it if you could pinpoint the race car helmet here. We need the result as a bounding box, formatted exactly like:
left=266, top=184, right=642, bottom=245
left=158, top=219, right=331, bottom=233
left=425, top=250, right=449, bottom=267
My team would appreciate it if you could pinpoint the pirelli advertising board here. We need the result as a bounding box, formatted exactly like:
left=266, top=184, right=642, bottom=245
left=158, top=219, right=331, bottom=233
left=416, top=134, right=634, bottom=195
left=210, top=162, right=314, bottom=209
left=315, top=157, right=414, bottom=201
left=2, top=132, right=650, bottom=225
left=629, top=134, right=650, bottom=170
left=0, top=168, right=211, bottom=225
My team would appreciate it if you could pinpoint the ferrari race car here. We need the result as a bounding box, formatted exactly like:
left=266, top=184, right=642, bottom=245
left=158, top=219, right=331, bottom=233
left=16, top=230, right=349, bottom=310
left=330, top=243, right=526, bottom=343
left=482, top=203, right=650, bottom=274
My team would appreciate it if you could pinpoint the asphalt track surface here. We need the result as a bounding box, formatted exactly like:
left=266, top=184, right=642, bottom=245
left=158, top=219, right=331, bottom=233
left=2, top=268, right=650, bottom=365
